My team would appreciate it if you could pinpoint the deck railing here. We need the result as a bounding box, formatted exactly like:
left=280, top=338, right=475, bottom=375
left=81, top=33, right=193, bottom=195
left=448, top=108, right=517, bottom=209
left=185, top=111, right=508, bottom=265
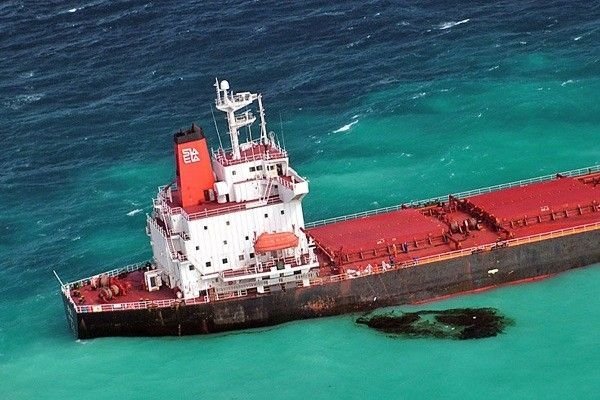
left=308, top=221, right=600, bottom=286
left=305, top=165, right=600, bottom=228
left=213, top=147, right=288, bottom=167
left=74, top=295, right=209, bottom=314
left=157, top=193, right=281, bottom=221
left=64, top=262, right=145, bottom=292
left=67, top=221, right=599, bottom=314
left=220, top=254, right=314, bottom=279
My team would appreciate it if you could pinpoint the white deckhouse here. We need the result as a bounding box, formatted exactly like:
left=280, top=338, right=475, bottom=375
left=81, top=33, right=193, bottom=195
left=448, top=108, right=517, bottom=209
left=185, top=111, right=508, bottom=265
left=146, top=80, right=319, bottom=300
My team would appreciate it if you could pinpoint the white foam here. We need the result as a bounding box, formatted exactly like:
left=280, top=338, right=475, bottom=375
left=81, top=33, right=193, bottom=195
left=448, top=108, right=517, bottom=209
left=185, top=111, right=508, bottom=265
left=561, top=79, right=574, bottom=87
left=4, top=93, right=44, bottom=110
left=411, top=92, right=427, bottom=99
left=127, top=208, right=143, bottom=216
left=332, top=120, right=358, bottom=133
left=574, top=36, right=582, bottom=41
left=487, top=65, right=499, bottom=71
left=438, top=19, right=470, bottom=30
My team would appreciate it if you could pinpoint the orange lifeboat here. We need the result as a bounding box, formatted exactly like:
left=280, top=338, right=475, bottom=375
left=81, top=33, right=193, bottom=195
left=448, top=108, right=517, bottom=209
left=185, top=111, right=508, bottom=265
left=254, top=232, right=299, bottom=253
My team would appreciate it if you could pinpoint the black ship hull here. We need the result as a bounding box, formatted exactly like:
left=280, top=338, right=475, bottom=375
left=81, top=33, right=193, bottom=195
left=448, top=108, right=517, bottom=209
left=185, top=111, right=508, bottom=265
left=62, top=229, right=600, bottom=339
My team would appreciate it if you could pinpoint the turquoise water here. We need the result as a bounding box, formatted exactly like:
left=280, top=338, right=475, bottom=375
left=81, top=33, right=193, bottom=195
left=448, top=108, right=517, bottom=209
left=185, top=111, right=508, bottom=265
left=1, top=1, right=599, bottom=398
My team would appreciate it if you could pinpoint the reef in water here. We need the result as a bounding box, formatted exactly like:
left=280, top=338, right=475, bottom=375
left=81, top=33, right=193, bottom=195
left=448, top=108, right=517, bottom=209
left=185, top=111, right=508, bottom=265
left=356, top=308, right=513, bottom=340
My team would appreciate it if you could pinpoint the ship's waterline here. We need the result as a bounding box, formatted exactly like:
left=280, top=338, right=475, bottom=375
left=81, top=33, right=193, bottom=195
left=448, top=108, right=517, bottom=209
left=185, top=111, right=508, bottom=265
left=58, top=82, right=600, bottom=339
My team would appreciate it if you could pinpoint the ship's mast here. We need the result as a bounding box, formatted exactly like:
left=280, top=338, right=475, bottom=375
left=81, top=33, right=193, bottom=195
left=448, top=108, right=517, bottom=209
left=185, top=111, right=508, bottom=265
left=214, top=79, right=264, bottom=160
left=257, top=94, right=268, bottom=144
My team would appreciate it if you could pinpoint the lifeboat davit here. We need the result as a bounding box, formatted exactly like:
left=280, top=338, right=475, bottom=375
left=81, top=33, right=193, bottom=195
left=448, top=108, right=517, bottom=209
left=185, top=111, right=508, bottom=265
left=254, top=232, right=299, bottom=253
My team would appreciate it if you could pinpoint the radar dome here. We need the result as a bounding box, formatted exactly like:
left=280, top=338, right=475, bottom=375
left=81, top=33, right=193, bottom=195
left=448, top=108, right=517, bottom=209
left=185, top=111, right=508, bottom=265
left=220, top=80, right=230, bottom=90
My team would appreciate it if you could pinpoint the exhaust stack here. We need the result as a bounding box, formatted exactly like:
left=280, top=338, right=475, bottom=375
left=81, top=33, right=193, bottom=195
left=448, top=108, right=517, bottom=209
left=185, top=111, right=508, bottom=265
left=174, top=124, right=215, bottom=208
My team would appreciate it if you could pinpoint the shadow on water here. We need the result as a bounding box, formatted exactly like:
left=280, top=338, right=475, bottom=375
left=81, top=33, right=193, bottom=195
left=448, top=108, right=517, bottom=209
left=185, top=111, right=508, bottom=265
left=356, top=308, right=514, bottom=340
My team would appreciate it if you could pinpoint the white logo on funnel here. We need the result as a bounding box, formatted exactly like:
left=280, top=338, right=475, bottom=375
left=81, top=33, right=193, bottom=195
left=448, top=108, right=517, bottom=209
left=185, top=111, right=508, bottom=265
left=182, top=148, right=200, bottom=164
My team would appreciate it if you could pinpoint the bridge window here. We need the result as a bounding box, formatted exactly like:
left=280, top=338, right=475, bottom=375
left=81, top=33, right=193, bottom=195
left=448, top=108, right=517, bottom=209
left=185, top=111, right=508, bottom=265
left=250, top=253, right=255, bottom=259
left=189, top=265, right=195, bottom=271
left=205, top=261, right=212, bottom=267
left=280, top=210, right=285, bottom=215
left=239, top=254, right=245, bottom=261
left=195, top=246, right=200, bottom=250
left=222, top=258, right=228, bottom=264
left=249, top=166, right=256, bottom=172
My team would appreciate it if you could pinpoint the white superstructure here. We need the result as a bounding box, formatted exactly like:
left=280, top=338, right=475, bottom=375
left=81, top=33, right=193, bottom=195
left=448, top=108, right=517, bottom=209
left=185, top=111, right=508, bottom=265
left=146, top=80, right=319, bottom=300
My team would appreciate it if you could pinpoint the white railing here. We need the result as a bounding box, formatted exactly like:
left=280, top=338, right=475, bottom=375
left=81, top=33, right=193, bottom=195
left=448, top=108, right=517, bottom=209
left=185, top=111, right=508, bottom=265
left=220, top=254, right=314, bottom=280
left=182, top=196, right=281, bottom=220
left=64, top=262, right=145, bottom=291
left=277, top=175, right=294, bottom=190
left=212, top=147, right=288, bottom=167
left=215, top=270, right=318, bottom=296
left=305, top=165, right=600, bottom=228
left=214, top=290, right=248, bottom=301
left=156, top=187, right=282, bottom=220
left=74, top=295, right=209, bottom=314
left=66, top=220, right=599, bottom=313
left=308, top=221, right=600, bottom=286
left=215, top=92, right=253, bottom=107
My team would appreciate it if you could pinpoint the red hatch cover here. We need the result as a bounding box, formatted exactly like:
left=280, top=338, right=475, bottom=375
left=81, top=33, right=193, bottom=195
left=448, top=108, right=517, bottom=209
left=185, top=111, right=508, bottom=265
left=307, top=208, right=446, bottom=256
left=466, top=177, right=599, bottom=224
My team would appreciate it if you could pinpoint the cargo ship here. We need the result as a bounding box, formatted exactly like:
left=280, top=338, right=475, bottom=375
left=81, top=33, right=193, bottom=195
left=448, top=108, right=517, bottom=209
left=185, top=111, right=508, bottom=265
left=56, top=80, right=600, bottom=339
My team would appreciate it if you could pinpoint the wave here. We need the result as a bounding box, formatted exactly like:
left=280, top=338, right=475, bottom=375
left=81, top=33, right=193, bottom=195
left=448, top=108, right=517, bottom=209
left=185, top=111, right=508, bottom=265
left=332, top=120, right=358, bottom=133
left=438, top=19, right=470, bottom=30
left=127, top=209, right=143, bottom=216
left=3, top=94, right=44, bottom=110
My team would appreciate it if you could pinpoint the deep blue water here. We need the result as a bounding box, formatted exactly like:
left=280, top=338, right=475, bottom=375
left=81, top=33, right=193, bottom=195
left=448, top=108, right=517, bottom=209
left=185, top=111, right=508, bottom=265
left=1, top=1, right=599, bottom=399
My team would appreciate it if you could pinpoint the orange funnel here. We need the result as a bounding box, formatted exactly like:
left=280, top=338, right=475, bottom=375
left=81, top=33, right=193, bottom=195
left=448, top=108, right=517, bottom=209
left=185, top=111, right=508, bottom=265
left=174, top=124, right=215, bottom=208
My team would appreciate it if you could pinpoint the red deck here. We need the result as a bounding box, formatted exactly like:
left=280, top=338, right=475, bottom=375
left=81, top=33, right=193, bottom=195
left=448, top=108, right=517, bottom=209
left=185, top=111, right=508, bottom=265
left=466, top=177, right=599, bottom=224
left=307, top=175, right=600, bottom=271
left=308, top=208, right=446, bottom=254
left=70, top=270, right=176, bottom=307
